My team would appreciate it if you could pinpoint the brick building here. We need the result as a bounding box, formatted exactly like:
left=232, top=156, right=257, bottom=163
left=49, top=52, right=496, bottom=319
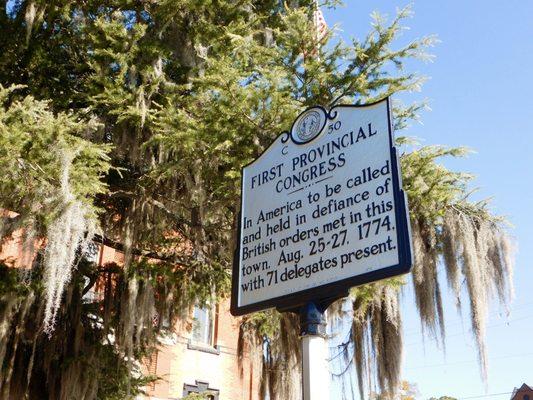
left=141, top=298, right=261, bottom=400
left=0, top=223, right=261, bottom=400
left=511, top=384, right=533, bottom=400
left=94, top=245, right=262, bottom=400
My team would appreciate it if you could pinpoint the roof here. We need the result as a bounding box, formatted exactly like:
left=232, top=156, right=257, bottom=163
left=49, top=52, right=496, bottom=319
left=511, top=384, right=533, bottom=400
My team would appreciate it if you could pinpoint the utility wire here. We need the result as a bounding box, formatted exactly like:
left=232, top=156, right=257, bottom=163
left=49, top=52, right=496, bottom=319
left=458, top=392, right=511, bottom=399
left=405, top=351, right=533, bottom=370
left=457, top=389, right=531, bottom=399
left=404, top=313, right=533, bottom=347
left=402, top=300, right=533, bottom=337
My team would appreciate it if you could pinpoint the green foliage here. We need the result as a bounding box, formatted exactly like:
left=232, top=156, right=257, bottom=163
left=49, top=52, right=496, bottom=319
left=401, top=144, right=473, bottom=221
left=0, top=262, right=32, bottom=296
left=95, top=342, right=156, bottom=400
left=428, top=397, right=457, bottom=400
left=0, top=85, right=111, bottom=235
left=181, top=392, right=218, bottom=400
left=0, top=260, right=155, bottom=400
left=371, top=380, right=419, bottom=400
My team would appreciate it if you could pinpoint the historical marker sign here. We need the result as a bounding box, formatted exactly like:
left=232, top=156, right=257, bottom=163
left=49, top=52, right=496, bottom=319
left=231, top=98, right=412, bottom=316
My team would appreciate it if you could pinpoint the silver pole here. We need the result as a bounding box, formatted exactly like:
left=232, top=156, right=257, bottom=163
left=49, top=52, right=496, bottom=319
left=300, top=302, right=330, bottom=400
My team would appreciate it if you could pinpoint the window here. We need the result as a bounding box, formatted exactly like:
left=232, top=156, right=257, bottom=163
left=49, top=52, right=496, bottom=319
left=183, top=380, right=219, bottom=400
left=524, top=395, right=530, bottom=400
left=82, top=276, right=99, bottom=303
left=82, top=244, right=103, bottom=303
left=191, top=305, right=214, bottom=346
left=187, top=303, right=219, bottom=354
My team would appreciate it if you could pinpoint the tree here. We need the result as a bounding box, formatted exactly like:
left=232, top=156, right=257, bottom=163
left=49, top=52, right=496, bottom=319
left=371, top=381, right=419, bottom=400
left=0, top=1, right=513, bottom=399
left=428, top=397, right=458, bottom=400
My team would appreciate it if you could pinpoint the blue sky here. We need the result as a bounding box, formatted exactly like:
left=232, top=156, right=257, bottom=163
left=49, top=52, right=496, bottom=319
left=324, top=1, right=533, bottom=399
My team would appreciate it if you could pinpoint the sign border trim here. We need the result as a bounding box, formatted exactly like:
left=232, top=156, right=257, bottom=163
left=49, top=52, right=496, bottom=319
left=230, top=97, right=412, bottom=316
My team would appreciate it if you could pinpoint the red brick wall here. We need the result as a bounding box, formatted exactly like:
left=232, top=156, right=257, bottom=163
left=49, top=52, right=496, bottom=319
left=144, top=298, right=261, bottom=400
left=0, top=231, right=261, bottom=400
left=511, top=385, right=533, bottom=400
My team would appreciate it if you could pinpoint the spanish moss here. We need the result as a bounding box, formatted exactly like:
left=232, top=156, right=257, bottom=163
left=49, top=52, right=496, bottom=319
left=42, top=152, right=96, bottom=332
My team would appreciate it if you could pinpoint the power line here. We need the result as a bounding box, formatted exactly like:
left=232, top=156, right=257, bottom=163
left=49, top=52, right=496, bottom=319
left=458, top=391, right=512, bottom=399
left=404, top=313, right=533, bottom=347
left=402, top=300, right=533, bottom=337
left=456, top=389, right=533, bottom=399
left=405, top=351, right=533, bottom=370
left=328, top=301, right=533, bottom=348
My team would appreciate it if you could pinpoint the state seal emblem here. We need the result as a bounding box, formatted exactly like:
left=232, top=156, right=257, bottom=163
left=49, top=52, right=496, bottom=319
left=291, top=107, right=327, bottom=144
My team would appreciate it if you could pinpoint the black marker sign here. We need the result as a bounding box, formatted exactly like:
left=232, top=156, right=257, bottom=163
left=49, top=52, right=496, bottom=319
left=231, top=98, right=412, bottom=316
